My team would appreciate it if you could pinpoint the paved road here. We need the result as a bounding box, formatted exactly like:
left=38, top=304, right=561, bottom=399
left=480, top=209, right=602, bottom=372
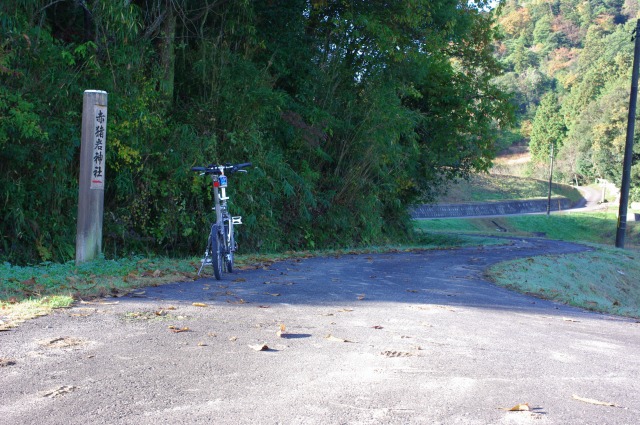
left=1, top=238, right=639, bottom=424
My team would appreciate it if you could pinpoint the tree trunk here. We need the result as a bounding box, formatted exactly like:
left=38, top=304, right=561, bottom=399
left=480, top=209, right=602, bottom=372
left=159, top=1, right=176, bottom=104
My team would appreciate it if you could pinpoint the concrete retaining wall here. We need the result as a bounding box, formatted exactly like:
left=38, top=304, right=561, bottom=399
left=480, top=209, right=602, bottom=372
left=410, top=197, right=574, bottom=219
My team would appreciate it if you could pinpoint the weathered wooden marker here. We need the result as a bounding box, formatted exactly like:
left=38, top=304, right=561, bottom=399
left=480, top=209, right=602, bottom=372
left=76, top=90, right=108, bottom=264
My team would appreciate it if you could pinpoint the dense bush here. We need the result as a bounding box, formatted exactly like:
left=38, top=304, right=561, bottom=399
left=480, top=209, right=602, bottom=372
left=1, top=1, right=511, bottom=264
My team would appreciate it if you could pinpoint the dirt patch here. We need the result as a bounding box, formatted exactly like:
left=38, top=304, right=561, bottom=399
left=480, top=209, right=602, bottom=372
left=37, top=336, right=88, bottom=349
left=40, top=385, right=78, bottom=398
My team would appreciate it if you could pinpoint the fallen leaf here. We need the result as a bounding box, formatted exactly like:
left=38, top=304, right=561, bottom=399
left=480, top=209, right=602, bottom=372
left=197, top=342, right=207, bottom=347
left=406, top=289, right=419, bottom=293
left=229, top=336, right=238, bottom=341
left=248, top=343, right=269, bottom=351
left=572, top=394, right=621, bottom=407
left=168, top=326, right=190, bottom=333
left=264, top=293, right=281, bottom=297
left=325, top=334, right=353, bottom=343
left=192, top=302, right=208, bottom=307
left=372, top=325, right=384, bottom=329
left=500, top=403, right=530, bottom=411
left=226, top=298, right=247, bottom=304
left=562, top=317, right=580, bottom=322
left=21, top=277, right=37, bottom=286
left=258, top=305, right=270, bottom=309
left=80, top=300, right=119, bottom=305
left=381, top=350, right=413, bottom=357
left=0, top=358, right=16, bottom=367
left=234, top=278, right=247, bottom=282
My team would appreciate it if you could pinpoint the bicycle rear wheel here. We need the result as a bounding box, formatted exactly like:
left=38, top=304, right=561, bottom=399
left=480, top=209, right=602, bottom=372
left=209, top=225, right=223, bottom=280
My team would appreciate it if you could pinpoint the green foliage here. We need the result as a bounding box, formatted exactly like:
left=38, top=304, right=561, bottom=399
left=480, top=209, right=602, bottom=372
left=496, top=0, right=640, bottom=197
left=1, top=1, right=512, bottom=265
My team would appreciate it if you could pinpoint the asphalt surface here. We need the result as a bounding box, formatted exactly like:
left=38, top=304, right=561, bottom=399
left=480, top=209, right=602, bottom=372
left=1, top=237, right=639, bottom=425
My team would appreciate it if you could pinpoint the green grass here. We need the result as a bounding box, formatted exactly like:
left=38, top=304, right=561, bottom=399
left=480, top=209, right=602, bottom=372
left=487, top=247, right=640, bottom=319
left=439, top=174, right=582, bottom=204
left=0, top=256, right=200, bottom=329
left=415, top=211, right=640, bottom=247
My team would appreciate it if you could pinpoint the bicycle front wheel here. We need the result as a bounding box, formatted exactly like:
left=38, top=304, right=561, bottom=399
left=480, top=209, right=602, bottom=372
left=224, top=220, right=234, bottom=273
left=209, top=225, right=223, bottom=280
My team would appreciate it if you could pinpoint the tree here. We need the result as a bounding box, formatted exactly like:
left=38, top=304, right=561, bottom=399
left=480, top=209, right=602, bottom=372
left=529, top=93, right=566, bottom=162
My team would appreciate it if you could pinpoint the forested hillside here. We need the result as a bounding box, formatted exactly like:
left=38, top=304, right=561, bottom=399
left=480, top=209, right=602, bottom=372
left=495, top=0, right=640, bottom=193
left=0, top=1, right=512, bottom=264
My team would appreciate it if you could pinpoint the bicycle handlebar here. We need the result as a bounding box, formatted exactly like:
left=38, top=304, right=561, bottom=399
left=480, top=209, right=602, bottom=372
left=190, top=162, right=252, bottom=175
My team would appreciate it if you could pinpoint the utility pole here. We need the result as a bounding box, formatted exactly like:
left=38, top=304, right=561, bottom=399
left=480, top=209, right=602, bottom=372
left=616, top=19, right=640, bottom=248
left=547, top=143, right=555, bottom=216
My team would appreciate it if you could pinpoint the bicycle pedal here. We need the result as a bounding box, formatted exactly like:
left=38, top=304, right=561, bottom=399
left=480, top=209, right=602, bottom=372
left=232, top=216, right=242, bottom=225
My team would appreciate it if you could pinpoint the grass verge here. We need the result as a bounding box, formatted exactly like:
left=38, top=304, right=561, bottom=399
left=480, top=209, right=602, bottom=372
left=486, top=246, right=640, bottom=319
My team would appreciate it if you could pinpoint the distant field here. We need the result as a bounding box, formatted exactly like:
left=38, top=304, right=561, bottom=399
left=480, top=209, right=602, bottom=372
left=415, top=211, right=640, bottom=248
left=437, top=174, right=582, bottom=204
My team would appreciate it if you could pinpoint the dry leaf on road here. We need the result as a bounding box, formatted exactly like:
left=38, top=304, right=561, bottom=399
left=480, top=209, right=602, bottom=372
left=325, top=334, right=353, bottom=343
left=572, top=394, right=621, bottom=407
left=500, top=403, right=530, bottom=411
left=192, top=302, right=208, bottom=307
left=249, top=343, right=269, bottom=351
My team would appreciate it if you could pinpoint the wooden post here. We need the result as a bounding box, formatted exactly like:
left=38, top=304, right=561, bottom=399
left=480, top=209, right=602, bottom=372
left=76, top=90, right=108, bottom=264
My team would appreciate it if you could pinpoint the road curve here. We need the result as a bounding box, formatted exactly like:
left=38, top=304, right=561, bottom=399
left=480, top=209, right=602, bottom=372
left=1, top=238, right=639, bottom=424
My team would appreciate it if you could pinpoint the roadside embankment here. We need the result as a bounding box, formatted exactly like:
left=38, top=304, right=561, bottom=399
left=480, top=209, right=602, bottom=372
left=410, top=197, right=574, bottom=219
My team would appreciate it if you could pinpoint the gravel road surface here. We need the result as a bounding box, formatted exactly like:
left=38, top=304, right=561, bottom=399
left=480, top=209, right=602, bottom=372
left=1, top=238, right=639, bottom=424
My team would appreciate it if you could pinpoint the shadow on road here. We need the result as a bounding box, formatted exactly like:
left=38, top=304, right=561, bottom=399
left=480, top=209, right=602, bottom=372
left=117, top=237, right=599, bottom=320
